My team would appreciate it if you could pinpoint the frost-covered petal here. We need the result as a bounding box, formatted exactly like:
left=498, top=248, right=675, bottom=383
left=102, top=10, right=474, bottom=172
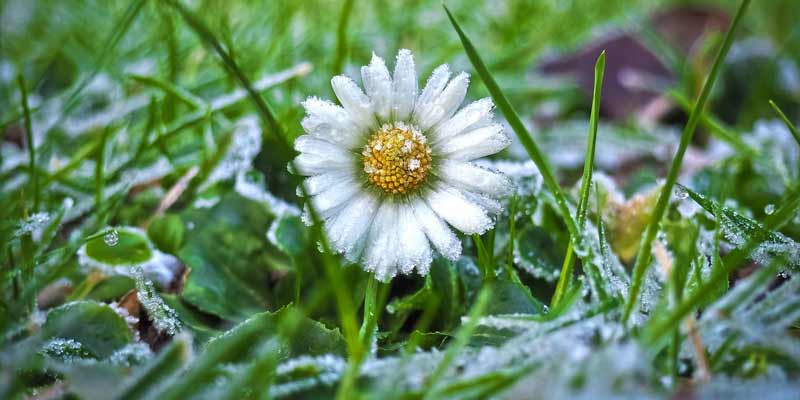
left=361, top=53, right=393, bottom=121
left=363, top=202, right=400, bottom=281
left=461, top=190, right=504, bottom=215
left=395, top=204, right=432, bottom=275
left=325, top=191, right=379, bottom=258
left=415, top=72, right=469, bottom=131
left=293, top=135, right=353, bottom=162
left=426, top=185, right=492, bottom=235
left=293, top=152, right=352, bottom=176
left=301, top=97, right=364, bottom=149
left=413, top=64, right=450, bottom=121
left=432, top=98, right=494, bottom=144
left=436, top=124, right=510, bottom=161
left=300, top=169, right=354, bottom=196
left=409, top=197, right=461, bottom=260
left=331, top=75, right=375, bottom=130
left=437, top=160, right=513, bottom=198
left=392, top=49, right=418, bottom=121
left=310, top=178, right=360, bottom=218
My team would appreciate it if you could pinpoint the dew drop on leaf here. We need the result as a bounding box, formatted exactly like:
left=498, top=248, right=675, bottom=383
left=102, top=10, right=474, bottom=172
left=104, top=229, right=119, bottom=247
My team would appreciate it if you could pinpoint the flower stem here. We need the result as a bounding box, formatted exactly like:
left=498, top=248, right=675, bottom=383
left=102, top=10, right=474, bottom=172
left=337, top=274, right=381, bottom=400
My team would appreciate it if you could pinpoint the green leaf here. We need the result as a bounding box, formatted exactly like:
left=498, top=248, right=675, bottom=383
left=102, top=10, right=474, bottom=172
left=178, top=192, right=284, bottom=320
left=267, top=214, right=308, bottom=258
left=513, top=225, right=563, bottom=282
left=83, top=228, right=152, bottom=266
left=42, top=301, right=133, bottom=359
left=147, top=213, right=186, bottom=254
left=86, top=276, right=135, bottom=302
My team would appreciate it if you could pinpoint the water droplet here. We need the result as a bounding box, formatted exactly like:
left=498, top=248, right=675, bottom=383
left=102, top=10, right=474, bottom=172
left=104, top=229, right=119, bottom=246
left=674, top=187, right=688, bottom=200
left=764, top=204, right=775, bottom=215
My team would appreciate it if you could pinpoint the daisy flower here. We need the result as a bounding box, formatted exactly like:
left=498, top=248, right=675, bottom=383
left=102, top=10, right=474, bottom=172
left=293, top=49, right=512, bottom=282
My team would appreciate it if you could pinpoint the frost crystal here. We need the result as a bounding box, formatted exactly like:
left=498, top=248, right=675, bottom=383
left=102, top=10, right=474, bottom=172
left=133, top=267, right=181, bottom=336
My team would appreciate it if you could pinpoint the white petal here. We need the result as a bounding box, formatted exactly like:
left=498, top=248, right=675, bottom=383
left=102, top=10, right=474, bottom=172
left=293, top=135, right=353, bottom=163
left=437, top=160, right=513, bottom=198
left=301, top=97, right=364, bottom=149
left=395, top=204, right=432, bottom=275
left=426, top=185, right=492, bottom=235
left=363, top=202, right=400, bottom=282
left=432, top=98, right=494, bottom=144
left=409, top=197, right=461, bottom=260
left=310, top=179, right=360, bottom=218
left=331, top=75, right=375, bottom=130
left=293, top=152, right=352, bottom=176
left=415, top=72, right=469, bottom=131
left=436, top=124, right=509, bottom=160
left=392, top=49, right=418, bottom=121
left=361, top=53, right=393, bottom=121
left=325, top=191, right=379, bottom=258
left=415, top=64, right=450, bottom=110
left=300, top=169, right=353, bottom=196
left=461, top=190, right=504, bottom=215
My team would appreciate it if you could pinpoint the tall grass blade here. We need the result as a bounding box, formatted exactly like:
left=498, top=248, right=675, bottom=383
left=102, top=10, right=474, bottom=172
left=622, top=0, right=752, bottom=324
left=552, top=51, right=605, bottom=306
left=17, top=75, right=38, bottom=211
left=444, top=5, right=579, bottom=240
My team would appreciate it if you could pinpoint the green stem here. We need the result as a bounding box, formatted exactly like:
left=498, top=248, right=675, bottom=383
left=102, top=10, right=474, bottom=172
left=423, top=285, right=492, bottom=399
left=338, top=274, right=381, bottom=400
left=17, top=74, right=38, bottom=211
left=622, top=0, right=751, bottom=324
left=332, top=0, right=355, bottom=75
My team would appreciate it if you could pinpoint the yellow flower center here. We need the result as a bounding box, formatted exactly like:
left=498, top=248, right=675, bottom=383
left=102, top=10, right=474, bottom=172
left=362, top=124, right=432, bottom=195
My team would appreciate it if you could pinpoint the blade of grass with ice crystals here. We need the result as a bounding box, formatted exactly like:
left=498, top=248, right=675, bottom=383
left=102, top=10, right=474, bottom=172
left=444, top=5, right=578, bottom=240
left=622, top=0, right=751, bottom=324
left=769, top=100, right=800, bottom=147
left=552, top=51, right=605, bottom=307
left=17, top=75, right=38, bottom=211
left=332, top=0, right=355, bottom=75
left=165, top=1, right=364, bottom=397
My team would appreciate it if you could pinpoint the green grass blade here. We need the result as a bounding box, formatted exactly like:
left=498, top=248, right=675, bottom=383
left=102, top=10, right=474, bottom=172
left=622, top=0, right=752, bottom=324
left=129, top=74, right=206, bottom=110
left=669, top=90, right=757, bottom=156
left=552, top=51, right=605, bottom=306
left=332, top=0, right=355, bottom=75
left=17, top=74, right=38, bottom=211
left=444, top=5, right=579, bottom=240
left=62, top=0, right=147, bottom=116
left=769, top=99, right=800, bottom=148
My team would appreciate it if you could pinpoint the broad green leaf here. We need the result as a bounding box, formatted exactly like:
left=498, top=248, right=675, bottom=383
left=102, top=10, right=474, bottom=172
left=513, top=225, right=563, bottom=282
left=179, top=192, right=288, bottom=320
left=83, top=228, right=152, bottom=266
left=42, top=301, right=133, bottom=359
left=147, top=213, right=186, bottom=254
